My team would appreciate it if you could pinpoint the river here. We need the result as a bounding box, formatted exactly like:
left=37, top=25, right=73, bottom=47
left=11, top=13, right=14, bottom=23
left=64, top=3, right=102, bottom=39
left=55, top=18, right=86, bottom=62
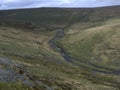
left=49, top=29, right=120, bottom=75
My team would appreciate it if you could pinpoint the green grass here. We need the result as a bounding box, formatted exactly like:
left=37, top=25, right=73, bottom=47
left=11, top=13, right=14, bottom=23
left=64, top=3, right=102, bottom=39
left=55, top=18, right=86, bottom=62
left=0, top=6, right=120, bottom=90
left=0, top=27, right=119, bottom=90
left=53, top=18, right=120, bottom=90
left=0, top=6, right=120, bottom=29
left=0, top=82, right=33, bottom=90
left=59, top=18, right=120, bottom=70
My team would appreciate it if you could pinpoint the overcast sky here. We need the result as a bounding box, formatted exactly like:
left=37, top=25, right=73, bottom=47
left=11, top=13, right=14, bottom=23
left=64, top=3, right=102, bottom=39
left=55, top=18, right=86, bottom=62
left=0, top=0, right=120, bottom=10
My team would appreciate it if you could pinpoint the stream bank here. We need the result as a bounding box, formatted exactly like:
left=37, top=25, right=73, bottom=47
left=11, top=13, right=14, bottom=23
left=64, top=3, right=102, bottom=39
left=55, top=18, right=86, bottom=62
left=49, top=29, right=120, bottom=75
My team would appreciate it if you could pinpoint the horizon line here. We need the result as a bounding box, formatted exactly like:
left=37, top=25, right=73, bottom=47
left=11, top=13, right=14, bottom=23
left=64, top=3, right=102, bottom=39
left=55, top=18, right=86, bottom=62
left=0, top=5, right=120, bottom=11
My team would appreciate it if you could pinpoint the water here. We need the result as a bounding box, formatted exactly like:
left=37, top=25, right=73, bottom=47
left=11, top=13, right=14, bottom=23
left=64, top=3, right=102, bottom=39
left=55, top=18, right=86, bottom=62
left=49, top=29, right=73, bottom=63
left=49, top=29, right=120, bottom=75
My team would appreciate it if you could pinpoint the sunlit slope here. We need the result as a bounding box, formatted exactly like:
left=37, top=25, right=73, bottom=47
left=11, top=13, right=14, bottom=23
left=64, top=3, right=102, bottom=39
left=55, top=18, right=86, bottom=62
left=0, top=27, right=119, bottom=90
left=0, top=6, right=120, bottom=90
left=60, top=18, right=120, bottom=70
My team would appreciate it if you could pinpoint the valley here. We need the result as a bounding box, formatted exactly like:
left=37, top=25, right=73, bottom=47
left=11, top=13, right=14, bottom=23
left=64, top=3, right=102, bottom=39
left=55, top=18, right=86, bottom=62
left=0, top=6, right=120, bottom=90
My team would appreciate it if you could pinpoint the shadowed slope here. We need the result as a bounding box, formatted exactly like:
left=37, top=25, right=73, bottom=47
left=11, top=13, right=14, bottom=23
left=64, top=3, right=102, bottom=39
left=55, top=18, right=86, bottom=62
left=0, top=6, right=120, bottom=29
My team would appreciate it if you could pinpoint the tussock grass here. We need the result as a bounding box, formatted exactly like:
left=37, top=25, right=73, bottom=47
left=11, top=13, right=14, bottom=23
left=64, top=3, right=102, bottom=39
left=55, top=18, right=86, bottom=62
left=0, top=27, right=119, bottom=90
left=0, top=82, right=33, bottom=90
left=56, top=19, right=120, bottom=89
left=0, top=6, right=120, bottom=90
left=60, top=18, right=120, bottom=70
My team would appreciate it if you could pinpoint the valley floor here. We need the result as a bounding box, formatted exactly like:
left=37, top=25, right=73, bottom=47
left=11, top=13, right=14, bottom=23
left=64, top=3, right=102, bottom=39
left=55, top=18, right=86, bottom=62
left=0, top=23, right=120, bottom=90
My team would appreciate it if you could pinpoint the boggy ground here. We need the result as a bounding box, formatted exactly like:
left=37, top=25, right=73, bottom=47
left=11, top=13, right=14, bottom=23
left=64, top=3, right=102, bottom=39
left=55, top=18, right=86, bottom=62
left=0, top=6, right=120, bottom=90
left=0, top=27, right=119, bottom=90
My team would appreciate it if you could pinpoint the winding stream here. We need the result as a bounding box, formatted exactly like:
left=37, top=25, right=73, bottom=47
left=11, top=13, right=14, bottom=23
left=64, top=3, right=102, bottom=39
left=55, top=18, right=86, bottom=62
left=49, top=29, right=73, bottom=63
left=0, top=29, right=119, bottom=90
left=49, top=29, right=120, bottom=75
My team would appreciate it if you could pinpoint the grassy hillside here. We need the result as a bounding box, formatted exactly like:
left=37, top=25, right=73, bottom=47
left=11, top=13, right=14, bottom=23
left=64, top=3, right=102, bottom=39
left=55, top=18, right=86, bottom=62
left=56, top=18, right=120, bottom=89
left=0, top=6, right=120, bottom=29
left=0, top=6, right=120, bottom=90
left=1, top=27, right=119, bottom=90
left=59, top=18, right=120, bottom=70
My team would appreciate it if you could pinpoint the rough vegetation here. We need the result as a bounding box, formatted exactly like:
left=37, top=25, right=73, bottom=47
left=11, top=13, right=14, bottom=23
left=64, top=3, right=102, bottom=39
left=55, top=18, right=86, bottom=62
left=0, top=5, right=120, bottom=90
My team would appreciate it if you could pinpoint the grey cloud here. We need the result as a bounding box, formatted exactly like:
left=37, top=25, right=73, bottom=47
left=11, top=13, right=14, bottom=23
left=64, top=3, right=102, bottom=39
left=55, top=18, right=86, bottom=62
left=0, top=0, right=61, bottom=9
left=0, top=0, right=120, bottom=10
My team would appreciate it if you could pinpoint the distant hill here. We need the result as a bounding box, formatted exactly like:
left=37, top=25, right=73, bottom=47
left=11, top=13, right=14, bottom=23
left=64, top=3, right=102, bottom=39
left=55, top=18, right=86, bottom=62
left=0, top=6, right=120, bottom=30
left=0, top=6, right=120, bottom=90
